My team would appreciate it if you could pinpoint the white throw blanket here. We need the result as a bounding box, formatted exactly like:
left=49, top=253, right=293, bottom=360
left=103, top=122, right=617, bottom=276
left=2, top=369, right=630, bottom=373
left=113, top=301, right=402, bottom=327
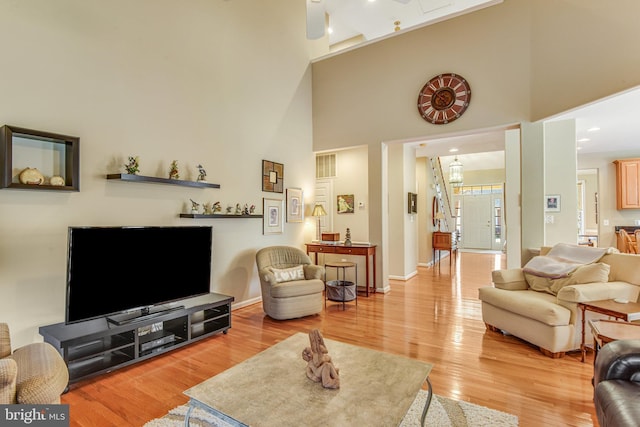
left=523, top=243, right=611, bottom=279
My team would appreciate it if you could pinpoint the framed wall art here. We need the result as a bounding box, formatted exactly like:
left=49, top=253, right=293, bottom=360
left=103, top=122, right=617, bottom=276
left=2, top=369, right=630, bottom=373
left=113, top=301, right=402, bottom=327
left=337, top=194, right=354, bottom=214
left=545, top=194, right=561, bottom=212
left=263, top=198, right=284, bottom=234
left=262, top=160, right=284, bottom=193
left=408, top=192, right=417, bottom=214
left=286, top=187, right=304, bottom=223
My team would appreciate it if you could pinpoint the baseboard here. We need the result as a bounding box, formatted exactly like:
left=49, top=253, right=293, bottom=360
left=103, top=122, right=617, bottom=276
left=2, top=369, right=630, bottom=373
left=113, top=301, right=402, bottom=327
left=231, top=296, right=262, bottom=310
left=388, top=270, right=418, bottom=281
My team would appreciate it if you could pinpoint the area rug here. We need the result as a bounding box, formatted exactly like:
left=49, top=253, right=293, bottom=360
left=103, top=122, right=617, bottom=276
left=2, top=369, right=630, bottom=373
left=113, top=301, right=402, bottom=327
left=144, top=390, right=518, bottom=427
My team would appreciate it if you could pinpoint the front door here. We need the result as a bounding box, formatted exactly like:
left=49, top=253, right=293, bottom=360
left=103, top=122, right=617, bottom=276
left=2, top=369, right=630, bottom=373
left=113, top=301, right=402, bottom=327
left=462, top=194, right=492, bottom=249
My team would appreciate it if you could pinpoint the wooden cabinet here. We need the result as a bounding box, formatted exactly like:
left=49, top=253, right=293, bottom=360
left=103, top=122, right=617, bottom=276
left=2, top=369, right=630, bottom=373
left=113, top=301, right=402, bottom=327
left=614, top=158, right=640, bottom=209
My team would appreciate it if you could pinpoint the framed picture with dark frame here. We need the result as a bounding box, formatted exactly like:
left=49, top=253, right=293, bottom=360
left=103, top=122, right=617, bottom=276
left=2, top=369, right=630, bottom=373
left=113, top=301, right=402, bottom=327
left=408, top=192, right=417, bottom=214
left=286, top=187, right=304, bottom=223
left=263, top=198, right=284, bottom=234
left=337, top=194, right=354, bottom=214
left=545, top=194, right=561, bottom=212
left=262, top=160, right=284, bottom=193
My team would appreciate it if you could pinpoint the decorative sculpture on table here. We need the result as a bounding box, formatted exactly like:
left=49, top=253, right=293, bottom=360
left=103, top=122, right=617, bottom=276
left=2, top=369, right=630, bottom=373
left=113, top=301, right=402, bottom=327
left=197, top=164, right=207, bottom=182
left=124, top=156, right=140, bottom=175
left=212, top=201, right=222, bottom=214
left=169, top=160, right=180, bottom=179
left=249, top=204, right=256, bottom=214
left=203, top=202, right=213, bottom=215
left=235, top=203, right=242, bottom=215
left=301, top=329, right=340, bottom=389
left=344, top=228, right=352, bottom=246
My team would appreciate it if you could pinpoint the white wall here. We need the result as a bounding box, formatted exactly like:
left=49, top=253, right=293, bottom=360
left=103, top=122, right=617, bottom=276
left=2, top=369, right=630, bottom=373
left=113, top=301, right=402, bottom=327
left=0, top=0, right=323, bottom=348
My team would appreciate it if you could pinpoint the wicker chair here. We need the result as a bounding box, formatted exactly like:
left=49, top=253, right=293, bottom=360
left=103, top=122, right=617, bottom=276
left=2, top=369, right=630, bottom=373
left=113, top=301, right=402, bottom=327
left=255, top=246, right=325, bottom=320
left=0, top=323, right=69, bottom=404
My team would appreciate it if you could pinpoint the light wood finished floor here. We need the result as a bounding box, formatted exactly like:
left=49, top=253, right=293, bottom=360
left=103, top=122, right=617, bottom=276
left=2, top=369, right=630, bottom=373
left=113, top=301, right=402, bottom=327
left=61, top=252, right=598, bottom=426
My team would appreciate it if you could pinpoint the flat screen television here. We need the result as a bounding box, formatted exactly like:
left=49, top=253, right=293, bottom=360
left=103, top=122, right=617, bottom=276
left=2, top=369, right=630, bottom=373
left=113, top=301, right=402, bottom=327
left=65, top=226, right=213, bottom=325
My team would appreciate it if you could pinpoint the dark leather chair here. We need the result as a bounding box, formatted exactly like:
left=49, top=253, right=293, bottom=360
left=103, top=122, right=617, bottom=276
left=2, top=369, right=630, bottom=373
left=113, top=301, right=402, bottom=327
left=593, top=339, right=640, bottom=427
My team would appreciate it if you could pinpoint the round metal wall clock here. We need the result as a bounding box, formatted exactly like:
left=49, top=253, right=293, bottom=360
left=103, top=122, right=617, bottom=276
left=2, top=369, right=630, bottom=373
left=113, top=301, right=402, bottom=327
left=417, top=73, right=471, bottom=124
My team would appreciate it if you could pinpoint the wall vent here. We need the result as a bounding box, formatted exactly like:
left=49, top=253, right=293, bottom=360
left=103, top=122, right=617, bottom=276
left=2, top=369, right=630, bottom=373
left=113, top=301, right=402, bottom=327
left=316, top=153, right=337, bottom=179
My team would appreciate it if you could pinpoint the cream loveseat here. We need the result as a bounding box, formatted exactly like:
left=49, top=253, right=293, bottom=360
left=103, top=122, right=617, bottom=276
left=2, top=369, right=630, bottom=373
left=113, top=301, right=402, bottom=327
left=479, top=244, right=640, bottom=358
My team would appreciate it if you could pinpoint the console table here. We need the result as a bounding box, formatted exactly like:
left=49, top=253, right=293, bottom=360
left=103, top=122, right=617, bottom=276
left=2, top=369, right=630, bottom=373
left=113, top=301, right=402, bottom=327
left=432, top=231, right=457, bottom=272
left=306, top=243, right=376, bottom=296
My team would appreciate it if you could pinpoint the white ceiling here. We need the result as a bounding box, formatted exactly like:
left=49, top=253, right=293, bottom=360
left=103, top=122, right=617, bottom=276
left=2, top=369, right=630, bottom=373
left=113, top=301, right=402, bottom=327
left=322, top=0, right=500, bottom=46
left=316, top=0, right=640, bottom=172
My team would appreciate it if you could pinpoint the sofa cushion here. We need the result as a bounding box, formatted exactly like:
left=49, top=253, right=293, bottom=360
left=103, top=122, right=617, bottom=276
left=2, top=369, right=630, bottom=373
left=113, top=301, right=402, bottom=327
left=525, top=263, right=610, bottom=295
left=270, top=278, right=325, bottom=298
left=268, top=265, right=305, bottom=283
left=557, top=281, right=640, bottom=303
left=478, top=287, right=571, bottom=326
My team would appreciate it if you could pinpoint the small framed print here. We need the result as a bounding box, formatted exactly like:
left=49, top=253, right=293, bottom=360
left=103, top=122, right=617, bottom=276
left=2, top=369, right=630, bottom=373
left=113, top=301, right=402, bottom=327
left=408, top=192, right=417, bottom=214
left=263, top=198, right=284, bottom=234
left=337, top=194, right=354, bottom=214
left=545, top=194, right=561, bottom=212
left=262, top=160, right=284, bottom=193
left=286, top=187, right=304, bottom=223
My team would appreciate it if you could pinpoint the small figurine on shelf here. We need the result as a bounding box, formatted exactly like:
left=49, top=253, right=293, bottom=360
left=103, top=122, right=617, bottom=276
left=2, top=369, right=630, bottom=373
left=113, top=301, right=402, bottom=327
left=235, top=203, right=242, bottom=215
left=226, top=205, right=233, bottom=214
left=196, top=164, right=207, bottom=182
left=169, top=160, right=180, bottom=180
left=203, top=202, right=213, bottom=215
left=344, top=228, right=352, bottom=246
left=190, top=199, right=200, bottom=214
left=124, top=156, right=140, bottom=175
left=242, top=204, right=249, bottom=215
left=249, top=204, right=256, bottom=214
left=212, top=201, right=222, bottom=214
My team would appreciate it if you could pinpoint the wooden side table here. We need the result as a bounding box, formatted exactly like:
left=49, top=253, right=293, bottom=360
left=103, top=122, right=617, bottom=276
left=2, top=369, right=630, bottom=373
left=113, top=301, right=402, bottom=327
left=432, top=231, right=457, bottom=272
left=578, top=299, right=640, bottom=362
left=325, top=261, right=357, bottom=310
left=589, top=319, right=640, bottom=364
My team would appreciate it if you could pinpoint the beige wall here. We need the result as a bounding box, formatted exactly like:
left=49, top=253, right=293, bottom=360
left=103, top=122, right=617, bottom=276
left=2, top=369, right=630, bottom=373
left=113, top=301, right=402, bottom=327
left=0, top=0, right=323, bottom=348
left=312, top=0, right=640, bottom=278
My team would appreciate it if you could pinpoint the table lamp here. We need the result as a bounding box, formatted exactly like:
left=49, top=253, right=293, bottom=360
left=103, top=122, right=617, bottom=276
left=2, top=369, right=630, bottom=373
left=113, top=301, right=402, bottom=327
left=312, top=203, right=327, bottom=241
left=435, top=211, right=445, bottom=232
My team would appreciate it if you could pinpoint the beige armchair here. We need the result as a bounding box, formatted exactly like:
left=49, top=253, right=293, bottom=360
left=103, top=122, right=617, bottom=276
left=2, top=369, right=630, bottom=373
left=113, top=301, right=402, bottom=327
left=0, top=323, right=69, bottom=404
left=256, top=246, right=325, bottom=320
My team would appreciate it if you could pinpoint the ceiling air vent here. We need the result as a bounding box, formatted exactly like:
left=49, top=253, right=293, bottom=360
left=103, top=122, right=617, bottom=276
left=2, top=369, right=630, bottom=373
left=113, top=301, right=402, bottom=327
left=316, top=153, right=337, bottom=179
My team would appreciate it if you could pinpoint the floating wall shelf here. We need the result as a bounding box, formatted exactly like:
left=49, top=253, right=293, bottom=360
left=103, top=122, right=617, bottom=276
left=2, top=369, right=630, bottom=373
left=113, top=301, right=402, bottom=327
left=106, top=173, right=220, bottom=189
left=179, top=214, right=263, bottom=219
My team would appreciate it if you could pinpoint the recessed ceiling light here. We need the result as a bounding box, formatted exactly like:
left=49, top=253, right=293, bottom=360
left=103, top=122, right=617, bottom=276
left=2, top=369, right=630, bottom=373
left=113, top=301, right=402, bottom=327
left=328, top=27, right=333, bottom=34
left=577, top=138, right=590, bottom=142
left=587, top=127, right=600, bottom=132
left=577, top=146, right=582, bottom=150
left=449, top=148, right=459, bottom=153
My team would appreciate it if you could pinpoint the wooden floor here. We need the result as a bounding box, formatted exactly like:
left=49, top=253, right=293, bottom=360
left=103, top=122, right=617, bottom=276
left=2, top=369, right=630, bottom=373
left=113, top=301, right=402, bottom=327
left=61, top=252, right=599, bottom=427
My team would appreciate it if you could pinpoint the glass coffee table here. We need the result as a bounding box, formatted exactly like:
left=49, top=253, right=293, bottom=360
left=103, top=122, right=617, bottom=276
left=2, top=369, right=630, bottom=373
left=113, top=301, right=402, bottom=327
left=184, top=332, right=433, bottom=426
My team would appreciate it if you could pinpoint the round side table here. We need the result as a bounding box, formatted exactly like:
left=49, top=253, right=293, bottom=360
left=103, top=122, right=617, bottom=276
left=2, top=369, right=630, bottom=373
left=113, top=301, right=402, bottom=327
left=324, top=261, right=357, bottom=310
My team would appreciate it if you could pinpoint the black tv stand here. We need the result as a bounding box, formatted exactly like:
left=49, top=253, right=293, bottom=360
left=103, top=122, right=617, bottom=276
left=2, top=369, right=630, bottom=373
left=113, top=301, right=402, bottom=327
left=39, top=293, right=233, bottom=388
left=106, top=305, right=185, bottom=326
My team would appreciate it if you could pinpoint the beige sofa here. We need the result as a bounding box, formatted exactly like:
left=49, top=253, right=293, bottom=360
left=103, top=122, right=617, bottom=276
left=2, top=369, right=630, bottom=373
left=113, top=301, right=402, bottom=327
left=256, top=246, right=325, bottom=320
left=479, top=247, right=640, bottom=358
left=0, top=323, right=69, bottom=403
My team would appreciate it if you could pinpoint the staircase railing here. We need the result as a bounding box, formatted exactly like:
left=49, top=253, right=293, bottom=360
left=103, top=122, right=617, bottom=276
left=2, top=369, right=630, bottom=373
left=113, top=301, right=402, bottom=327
left=429, top=157, right=453, bottom=231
